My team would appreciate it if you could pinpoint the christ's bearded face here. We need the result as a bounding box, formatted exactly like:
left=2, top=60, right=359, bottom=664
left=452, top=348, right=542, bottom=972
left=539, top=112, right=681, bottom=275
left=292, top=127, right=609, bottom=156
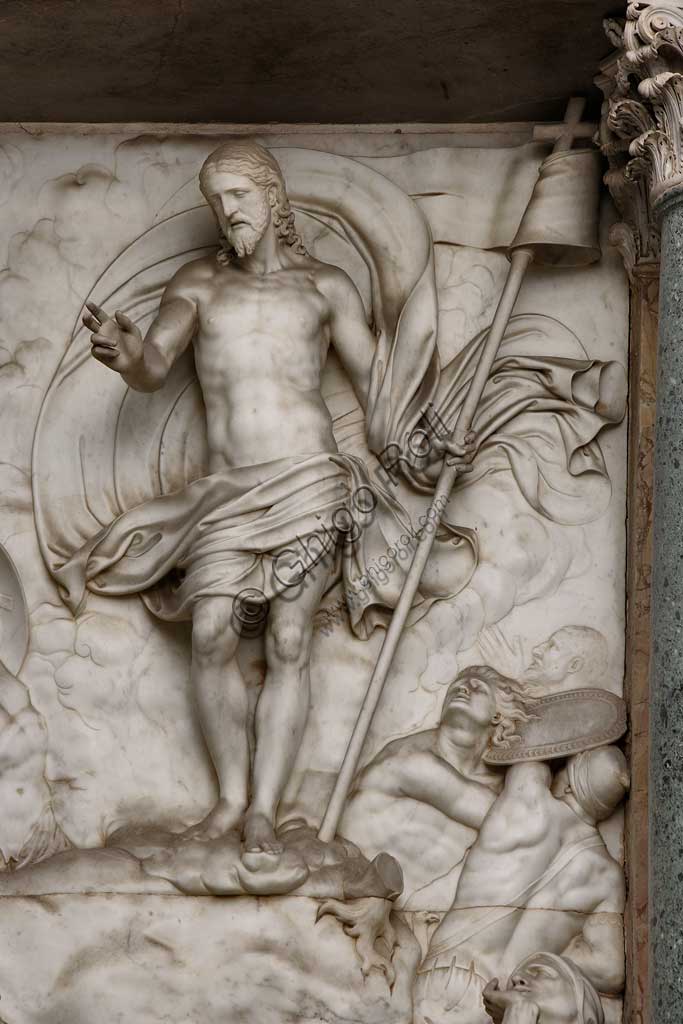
left=202, top=168, right=272, bottom=257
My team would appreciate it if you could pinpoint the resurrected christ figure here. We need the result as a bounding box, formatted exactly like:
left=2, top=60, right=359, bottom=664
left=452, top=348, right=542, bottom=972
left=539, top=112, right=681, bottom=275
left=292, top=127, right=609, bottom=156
left=81, top=140, right=469, bottom=855
left=63, top=139, right=626, bottom=861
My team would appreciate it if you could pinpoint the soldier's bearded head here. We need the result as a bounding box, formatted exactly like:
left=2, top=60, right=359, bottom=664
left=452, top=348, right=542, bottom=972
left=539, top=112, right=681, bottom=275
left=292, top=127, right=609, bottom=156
left=525, top=626, right=608, bottom=689
left=199, top=140, right=308, bottom=263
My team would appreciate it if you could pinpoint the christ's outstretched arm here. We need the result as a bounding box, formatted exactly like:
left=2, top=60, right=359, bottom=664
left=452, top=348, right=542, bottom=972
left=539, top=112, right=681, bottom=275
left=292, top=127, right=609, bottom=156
left=83, top=262, right=199, bottom=392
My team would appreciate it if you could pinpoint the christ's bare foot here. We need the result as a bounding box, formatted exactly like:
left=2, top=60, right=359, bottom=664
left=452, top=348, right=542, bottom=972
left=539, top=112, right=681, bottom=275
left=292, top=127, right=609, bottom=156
left=182, top=798, right=244, bottom=841
left=243, top=811, right=284, bottom=854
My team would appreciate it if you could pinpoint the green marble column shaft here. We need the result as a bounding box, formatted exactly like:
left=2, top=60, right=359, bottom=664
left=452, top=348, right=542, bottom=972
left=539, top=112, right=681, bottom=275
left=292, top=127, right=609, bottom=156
left=650, top=190, right=683, bottom=1023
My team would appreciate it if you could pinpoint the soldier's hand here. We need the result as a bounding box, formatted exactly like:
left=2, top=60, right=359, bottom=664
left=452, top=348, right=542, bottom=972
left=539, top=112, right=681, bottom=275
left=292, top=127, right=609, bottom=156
left=483, top=979, right=540, bottom=1024
left=83, top=301, right=143, bottom=373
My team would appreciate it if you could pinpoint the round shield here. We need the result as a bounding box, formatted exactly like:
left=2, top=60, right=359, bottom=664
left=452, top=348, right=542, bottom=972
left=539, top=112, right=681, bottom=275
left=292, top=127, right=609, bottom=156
left=484, top=687, right=627, bottom=764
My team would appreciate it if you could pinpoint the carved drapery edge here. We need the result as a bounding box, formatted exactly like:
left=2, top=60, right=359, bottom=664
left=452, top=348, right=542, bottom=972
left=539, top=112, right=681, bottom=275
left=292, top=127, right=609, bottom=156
left=595, top=3, right=683, bottom=277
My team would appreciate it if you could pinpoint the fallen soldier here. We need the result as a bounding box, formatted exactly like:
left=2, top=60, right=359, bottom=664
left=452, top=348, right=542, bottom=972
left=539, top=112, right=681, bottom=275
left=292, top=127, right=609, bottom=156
left=483, top=952, right=604, bottom=1024
left=419, top=746, right=628, bottom=1016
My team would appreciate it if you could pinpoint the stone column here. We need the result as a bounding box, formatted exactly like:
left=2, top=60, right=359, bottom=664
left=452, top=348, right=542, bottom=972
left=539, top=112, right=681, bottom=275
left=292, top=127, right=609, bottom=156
left=649, top=190, right=683, bottom=1024
left=626, top=263, right=658, bottom=1024
left=598, top=5, right=683, bottom=1022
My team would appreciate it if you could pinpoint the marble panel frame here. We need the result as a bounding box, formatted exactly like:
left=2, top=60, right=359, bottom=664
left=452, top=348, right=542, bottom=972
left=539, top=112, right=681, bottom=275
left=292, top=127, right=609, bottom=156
left=0, top=118, right=647, bottom=1023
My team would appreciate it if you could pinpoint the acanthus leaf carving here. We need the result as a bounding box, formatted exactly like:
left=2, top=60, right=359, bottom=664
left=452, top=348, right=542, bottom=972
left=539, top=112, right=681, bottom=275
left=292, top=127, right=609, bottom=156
left=596, top=2, right=683, bottom=274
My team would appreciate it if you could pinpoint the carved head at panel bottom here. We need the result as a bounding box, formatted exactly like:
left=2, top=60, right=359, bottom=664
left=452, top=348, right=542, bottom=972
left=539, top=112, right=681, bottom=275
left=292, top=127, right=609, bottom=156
left=441, top=666, right=536, bottom=747
left=552, top=745, right=630, bottom=824
left=199, top=140, right=307, bottom=263
left=505, top=953, right=604, bottom=1024
left=525, top=626, right=608, bottom=690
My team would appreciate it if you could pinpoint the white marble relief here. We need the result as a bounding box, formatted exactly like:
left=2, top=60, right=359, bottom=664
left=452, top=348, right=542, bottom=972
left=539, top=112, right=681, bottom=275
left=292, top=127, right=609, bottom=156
left=482, top=953, right=607, bottom=1024
left=0, top=126, right=627, bottom=1024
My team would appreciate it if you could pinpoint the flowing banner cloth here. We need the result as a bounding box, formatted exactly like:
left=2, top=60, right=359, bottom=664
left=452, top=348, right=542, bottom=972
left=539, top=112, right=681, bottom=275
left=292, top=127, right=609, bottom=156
left=33, top=148, right=626, bottom=637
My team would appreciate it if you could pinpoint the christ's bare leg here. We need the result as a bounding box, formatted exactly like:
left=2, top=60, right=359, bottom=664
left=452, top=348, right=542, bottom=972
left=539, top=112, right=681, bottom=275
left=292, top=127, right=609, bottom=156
left=185, top=596, right=249, bottom=839
left=243, top=553, right=335, bottom=854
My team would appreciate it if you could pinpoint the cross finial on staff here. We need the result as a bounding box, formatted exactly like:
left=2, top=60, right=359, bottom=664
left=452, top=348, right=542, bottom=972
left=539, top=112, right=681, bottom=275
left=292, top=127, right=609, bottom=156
left=533, top=97, right=597, bottom=154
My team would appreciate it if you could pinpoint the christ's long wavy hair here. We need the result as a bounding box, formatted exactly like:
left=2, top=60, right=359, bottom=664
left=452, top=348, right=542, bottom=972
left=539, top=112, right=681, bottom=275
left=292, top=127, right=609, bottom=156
left=199, top=140, right=308, bottom=265
left=450, top=665, right=539, bottom=748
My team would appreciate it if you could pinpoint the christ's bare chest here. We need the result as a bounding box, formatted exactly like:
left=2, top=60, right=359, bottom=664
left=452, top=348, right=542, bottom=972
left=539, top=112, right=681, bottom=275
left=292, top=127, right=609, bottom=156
left=194, top=271, right=331, bottom=386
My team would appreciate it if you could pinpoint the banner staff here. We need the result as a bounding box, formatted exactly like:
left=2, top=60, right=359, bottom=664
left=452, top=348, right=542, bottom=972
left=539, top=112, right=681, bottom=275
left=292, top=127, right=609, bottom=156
left=318, top=98, right=599, bottom=843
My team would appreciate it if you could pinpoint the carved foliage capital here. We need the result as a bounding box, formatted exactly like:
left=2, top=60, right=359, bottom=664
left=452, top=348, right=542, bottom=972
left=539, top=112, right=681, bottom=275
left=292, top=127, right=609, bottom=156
left=597, top=2, right=683, bottom=272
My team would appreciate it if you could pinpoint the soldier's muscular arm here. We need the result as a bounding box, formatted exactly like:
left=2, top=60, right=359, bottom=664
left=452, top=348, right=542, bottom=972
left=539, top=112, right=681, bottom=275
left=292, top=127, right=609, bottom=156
left=83, top=263, right=199, bottom=392
left=358, top=741, right=496, bottom=829
left=405, top=754, right=497, bottom=828
left=562, top=910, right=625, bottom=994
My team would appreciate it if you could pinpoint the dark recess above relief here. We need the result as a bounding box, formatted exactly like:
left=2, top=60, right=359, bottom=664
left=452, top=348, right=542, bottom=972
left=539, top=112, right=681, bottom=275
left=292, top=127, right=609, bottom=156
left=0, top=0, right=612, bottom=124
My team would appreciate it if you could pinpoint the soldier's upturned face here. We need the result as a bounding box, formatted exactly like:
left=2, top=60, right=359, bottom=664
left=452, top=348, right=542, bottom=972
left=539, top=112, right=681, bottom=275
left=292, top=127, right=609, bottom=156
left=202, top=169, right=272, bottom=257
left=442, top=676, right=496, bottom=729
left=507, top=961, right=575, bottom=1023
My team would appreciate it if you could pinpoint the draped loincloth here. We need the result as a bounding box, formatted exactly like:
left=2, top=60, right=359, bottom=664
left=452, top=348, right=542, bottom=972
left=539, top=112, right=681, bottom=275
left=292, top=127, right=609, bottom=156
left=53, top=451, right=478, bottom=638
